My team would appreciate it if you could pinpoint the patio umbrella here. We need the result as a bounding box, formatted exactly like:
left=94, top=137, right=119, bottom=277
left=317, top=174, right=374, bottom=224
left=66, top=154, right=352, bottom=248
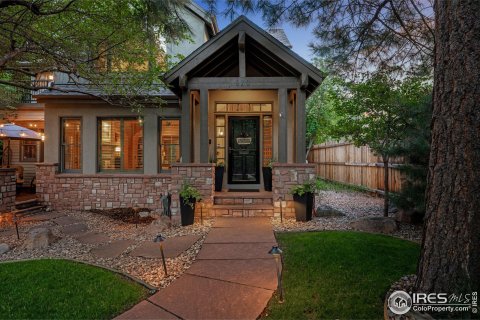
left=0, top=123, right=42, bottom=167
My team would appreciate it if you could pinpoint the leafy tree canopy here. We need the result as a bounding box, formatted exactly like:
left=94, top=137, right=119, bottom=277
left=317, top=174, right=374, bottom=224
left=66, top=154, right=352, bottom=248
left=330, top=73, right=431, bottom=157
left=324, top=72, right=431, bottom=216
left=305, top=60, right=340, bottom=147
left=0, top=0, right=191, bottom=110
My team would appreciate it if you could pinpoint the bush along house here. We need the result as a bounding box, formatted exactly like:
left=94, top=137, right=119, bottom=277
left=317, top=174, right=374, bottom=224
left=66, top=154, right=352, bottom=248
left=35, top=16, right=323, bottom=224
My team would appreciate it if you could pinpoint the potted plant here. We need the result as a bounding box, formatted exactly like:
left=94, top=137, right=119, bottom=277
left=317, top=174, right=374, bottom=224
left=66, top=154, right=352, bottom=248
left=290, top=179, right=317, bottom=221
left=262, top=158, right=275, bottom=191
left=179, top=181, right=202, bottom=226
left=214, top=160, right=225, bottom=192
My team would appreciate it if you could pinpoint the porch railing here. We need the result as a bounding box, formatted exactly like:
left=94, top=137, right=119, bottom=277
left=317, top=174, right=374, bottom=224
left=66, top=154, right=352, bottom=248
left=2, top=80, right=50, bottom=104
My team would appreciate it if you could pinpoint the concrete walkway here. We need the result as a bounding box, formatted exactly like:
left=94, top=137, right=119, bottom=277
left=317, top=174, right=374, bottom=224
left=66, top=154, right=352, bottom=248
left=117, top=217, right=278, bottom=320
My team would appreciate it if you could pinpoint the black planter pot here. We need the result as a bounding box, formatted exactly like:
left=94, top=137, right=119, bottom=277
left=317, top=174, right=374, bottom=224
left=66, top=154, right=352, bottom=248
left=180, top=196, right=196, bottom=226
left=293, top=192, right=314, bottom=221
left=215, top=166, right=225, bottom=192
left=262, top=167, right=272, bottom=191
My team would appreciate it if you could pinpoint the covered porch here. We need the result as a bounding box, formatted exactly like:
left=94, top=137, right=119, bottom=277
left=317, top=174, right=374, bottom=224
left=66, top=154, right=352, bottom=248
left=164, top=16, right=323, bottom=191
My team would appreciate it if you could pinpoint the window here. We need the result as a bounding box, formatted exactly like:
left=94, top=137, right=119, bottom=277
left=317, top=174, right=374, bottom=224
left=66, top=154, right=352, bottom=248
left=99, top=118, right=143, bottom=172
left=263, top=116, right=273, bottom=165
left=215, top=103, right=272, bottom=113
left=61, top=118, right=82, bottom=171
left=159, top=119, right=180, bottom=171
left=215, top=116, right=226, bottom=164
left=20, top=140, right=37, bottom=162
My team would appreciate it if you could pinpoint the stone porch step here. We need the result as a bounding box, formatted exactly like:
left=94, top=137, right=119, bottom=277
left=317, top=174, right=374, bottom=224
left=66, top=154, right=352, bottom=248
left=210, top=204, right=274, bottom=217
left=13, top=198, right=46, bottom=218
left=213, top=192, right=273, bottom=205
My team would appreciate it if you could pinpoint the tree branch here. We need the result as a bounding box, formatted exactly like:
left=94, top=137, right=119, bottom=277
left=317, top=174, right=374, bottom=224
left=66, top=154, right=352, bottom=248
left=0, top=0, right=77, bottom=16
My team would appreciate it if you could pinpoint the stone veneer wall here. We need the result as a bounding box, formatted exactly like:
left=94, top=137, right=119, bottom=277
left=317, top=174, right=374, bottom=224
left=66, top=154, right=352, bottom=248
left=170, top=163, right=215, bottom=220
left=36, top=163, right=172, bottom=212
left=36, top=163, right=214, bottom=224
left=272, top=163, right=316, bottom=218
left=0, top=168, right=16, bottom=213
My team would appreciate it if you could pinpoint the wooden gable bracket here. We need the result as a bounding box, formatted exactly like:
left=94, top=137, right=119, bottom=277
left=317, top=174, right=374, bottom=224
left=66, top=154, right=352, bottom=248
left=179, top=74, right=188, bottom=90
left=238, top=31, right=246, bottom=77
left=300, top=73, right=309, bottom=90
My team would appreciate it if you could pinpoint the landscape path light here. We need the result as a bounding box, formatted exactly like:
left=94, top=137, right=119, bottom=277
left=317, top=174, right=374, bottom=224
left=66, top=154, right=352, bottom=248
left=13, top=213, right=19, bottom=240
left=154, top=234, right=168, bottom=276
left=268, top=245, right=284, bottom=303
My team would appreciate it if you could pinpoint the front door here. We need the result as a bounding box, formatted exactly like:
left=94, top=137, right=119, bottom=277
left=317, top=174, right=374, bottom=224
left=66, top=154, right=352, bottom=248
left=228, top=116, right=260, bottom=184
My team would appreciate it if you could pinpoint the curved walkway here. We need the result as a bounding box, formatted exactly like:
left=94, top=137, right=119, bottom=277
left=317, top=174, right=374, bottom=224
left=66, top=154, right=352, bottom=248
left=117, top=217, right=278, bottom=320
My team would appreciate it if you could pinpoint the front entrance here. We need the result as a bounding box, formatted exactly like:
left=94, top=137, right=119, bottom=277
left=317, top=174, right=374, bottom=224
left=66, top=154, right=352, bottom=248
left=228, top=116, right=260, bottom=184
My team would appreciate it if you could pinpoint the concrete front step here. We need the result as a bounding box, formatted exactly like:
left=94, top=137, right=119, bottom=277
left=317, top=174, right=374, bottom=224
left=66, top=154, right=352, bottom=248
left=211, top=204, right=274, bottom=217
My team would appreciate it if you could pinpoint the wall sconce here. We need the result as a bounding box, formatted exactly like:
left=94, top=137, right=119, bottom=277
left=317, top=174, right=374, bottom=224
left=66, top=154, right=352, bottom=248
left=279, top=112, right=284, bottom=118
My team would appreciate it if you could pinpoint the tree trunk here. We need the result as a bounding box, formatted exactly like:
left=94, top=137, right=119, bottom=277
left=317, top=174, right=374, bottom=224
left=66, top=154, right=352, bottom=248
left=383, top=157, right=389, bottom=217
left=416, top=0, right=480, bottom=294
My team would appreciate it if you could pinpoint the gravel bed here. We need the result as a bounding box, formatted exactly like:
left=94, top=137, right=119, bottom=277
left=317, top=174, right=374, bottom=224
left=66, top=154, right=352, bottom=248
left=272, top=190, right=423, bottom=243
left=0, top=210, right=212, bottom=288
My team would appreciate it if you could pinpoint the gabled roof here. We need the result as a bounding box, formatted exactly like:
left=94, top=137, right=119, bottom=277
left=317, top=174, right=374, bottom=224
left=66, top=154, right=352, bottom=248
left=163, top=15, right=324, bottom=96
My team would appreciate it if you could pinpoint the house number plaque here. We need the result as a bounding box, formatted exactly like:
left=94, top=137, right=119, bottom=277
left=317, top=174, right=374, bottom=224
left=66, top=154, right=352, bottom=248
left=236, top=137, right=252, bottom=145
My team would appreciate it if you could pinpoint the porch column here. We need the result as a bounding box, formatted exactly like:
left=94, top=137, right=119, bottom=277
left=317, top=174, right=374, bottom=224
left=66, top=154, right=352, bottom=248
left=296, top=88, right=306, bottom=163
left=278, top=88, right=288, bottom=162
left=181, top=89, right=191, bottom=163
left=199, top=88, right=209, bottom=163
left=142, top=114, right=157, bottom=174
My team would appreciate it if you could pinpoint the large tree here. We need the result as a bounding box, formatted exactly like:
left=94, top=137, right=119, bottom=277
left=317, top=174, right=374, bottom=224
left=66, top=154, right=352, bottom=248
left=0, top=0, right=189, bottom=110
left=416, top=0, right=480, bottom=294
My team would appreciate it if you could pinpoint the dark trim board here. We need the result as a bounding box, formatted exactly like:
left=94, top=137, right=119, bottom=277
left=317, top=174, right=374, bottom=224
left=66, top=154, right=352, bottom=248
left=188, top=77, right=299, bottom=90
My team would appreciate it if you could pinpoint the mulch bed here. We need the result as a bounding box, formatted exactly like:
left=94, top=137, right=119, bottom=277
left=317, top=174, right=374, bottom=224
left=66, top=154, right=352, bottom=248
left=90, top=208, right=155, bottom=224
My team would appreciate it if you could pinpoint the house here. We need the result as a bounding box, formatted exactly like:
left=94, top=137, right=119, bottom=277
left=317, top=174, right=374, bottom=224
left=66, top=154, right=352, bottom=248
left=33, top=15, right=323, bottom=222
left=0, top=1, right=216, bottom=199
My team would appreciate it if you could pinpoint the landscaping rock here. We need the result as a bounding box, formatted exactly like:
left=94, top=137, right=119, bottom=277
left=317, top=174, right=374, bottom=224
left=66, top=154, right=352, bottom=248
left=139, top=211, right=150, bottom=218
left=147, top=216, right=172, bottom=234
left=0, top=243, right=10, bottom=254
left=395, top=209, right=424, bottom=224
left=74, top=232, right=110, bottom=245
left=23, top=227, right=58, bottom=250
left=350, top=217, right=398, bottom=234
left=61, top=223, right=88, bottom=235
left=315, top=205, right=345, bottom=217
left=90, top=239, right=135, bottom=259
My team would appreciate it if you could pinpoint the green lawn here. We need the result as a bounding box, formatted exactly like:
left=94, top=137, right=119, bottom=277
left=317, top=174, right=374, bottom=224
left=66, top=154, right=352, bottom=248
left=263, top=231, right=420, bottom=319
left=316, top=178, right=370, bottom=193
left=0, top=259, right=148, bottom=319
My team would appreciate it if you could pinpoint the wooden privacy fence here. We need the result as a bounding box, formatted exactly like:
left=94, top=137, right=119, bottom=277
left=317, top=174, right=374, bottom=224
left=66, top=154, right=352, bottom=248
left=307, top=141, right=403, bottom=193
